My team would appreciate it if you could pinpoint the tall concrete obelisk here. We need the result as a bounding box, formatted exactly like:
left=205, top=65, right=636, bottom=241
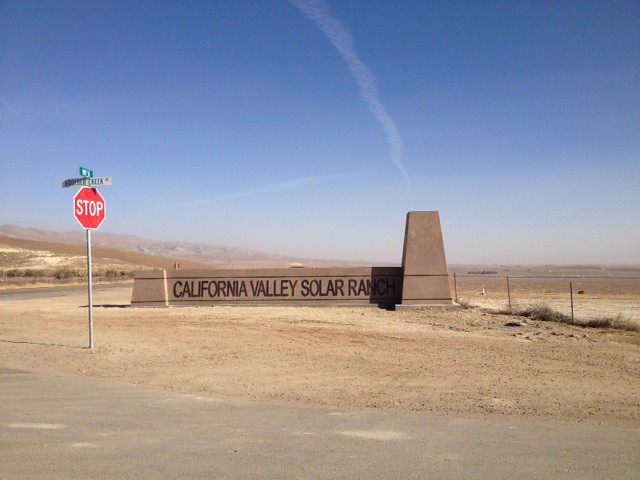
left=400, top=211, right=453, bottom=305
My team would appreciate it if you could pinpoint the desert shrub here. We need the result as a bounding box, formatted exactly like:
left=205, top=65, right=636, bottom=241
left=518, top=305, right=570, bottom=323
left=456, top=298, right=472, bottom=309
left=580, top=317, right=613, bottom=329
left=99, top=268, right=135, bottom=280
left=53, top=268, right=78, bottom=279
left=515, top=304, right=639, bottom=332
left=581, top=315, right=639, bottom=332
left=6, top=269, right=25, bottom=278
left=24, top=269, right=48, bottom=278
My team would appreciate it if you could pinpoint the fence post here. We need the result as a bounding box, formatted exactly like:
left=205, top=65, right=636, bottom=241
left=570, top=282, right=574, bottom=322
left=453, top=272, right=458, bottom=303
left=507, top=276, right=512, bottom=314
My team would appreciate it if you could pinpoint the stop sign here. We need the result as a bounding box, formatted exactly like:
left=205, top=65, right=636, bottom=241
left=74, top=187, right=106, bottom=230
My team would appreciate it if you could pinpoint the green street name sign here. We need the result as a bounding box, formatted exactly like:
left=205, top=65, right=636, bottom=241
left=80, top=167, right=94, bottom=178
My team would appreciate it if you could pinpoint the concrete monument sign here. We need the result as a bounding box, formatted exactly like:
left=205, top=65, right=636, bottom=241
left=400, top=211, right=452, bottom=305
left=131, top=211, right=453, bottom=307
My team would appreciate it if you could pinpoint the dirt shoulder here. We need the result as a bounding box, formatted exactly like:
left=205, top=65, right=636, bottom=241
left=1, top=286, right=639, bottom=427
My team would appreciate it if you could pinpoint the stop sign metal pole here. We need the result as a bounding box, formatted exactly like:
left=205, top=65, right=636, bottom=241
left=87, top=227, right=94, bottom=350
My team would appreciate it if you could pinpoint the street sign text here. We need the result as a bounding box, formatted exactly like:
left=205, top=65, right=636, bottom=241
left=63, top=177, right=112, bottom=188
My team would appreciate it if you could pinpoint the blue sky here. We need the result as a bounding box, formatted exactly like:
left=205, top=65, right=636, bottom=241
left=1, top=0, right=638, bottom=265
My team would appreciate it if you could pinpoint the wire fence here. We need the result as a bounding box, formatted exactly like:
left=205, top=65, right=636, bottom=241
left=449, top=273, right=640, bottom=325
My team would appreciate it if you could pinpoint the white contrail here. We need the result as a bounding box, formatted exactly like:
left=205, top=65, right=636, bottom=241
left=290, top=0, right=409, bottom=185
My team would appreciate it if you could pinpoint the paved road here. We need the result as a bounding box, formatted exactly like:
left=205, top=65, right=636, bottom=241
left=2, top=368, right=638, bottom=479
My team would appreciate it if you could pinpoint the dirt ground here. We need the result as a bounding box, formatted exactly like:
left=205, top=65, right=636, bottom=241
left=1, top=281, right=639, bottom=428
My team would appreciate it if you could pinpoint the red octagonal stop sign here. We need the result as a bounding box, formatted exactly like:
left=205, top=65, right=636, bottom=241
left=74, top=187, right=106, bottom=230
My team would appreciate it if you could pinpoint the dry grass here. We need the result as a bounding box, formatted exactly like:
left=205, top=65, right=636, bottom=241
left=454, top=298, right=472, bottom=309
left=513, top=304, right=639, bottom=332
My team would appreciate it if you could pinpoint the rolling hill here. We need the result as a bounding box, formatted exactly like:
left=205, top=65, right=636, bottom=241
left=0, top=224, right=312, bottom=269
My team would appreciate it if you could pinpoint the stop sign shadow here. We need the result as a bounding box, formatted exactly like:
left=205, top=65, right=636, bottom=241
left=74, top=187, right=106, bottom=230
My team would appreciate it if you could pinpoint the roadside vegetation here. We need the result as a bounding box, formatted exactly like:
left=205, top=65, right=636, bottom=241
left=0, top=267, right=135, bottom=287
left=513, top=304, right=639, bottom=332
left=455, top=298, right=639, bottom=333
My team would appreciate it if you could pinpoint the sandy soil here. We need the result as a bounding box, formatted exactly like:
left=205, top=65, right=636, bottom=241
left=1, top=284, right=639, bottom=428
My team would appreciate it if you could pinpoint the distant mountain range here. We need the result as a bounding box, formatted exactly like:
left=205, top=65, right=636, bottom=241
left=0, top=224, right=313, bottom=266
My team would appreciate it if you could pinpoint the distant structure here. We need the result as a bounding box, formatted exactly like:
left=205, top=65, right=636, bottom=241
left=131, top=211, right=453, bottom=307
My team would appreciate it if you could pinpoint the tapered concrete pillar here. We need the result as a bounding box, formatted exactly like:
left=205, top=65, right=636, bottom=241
left=401, top=211, right=453, bottom=305
left=130, top=269, right=169, bottom=307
